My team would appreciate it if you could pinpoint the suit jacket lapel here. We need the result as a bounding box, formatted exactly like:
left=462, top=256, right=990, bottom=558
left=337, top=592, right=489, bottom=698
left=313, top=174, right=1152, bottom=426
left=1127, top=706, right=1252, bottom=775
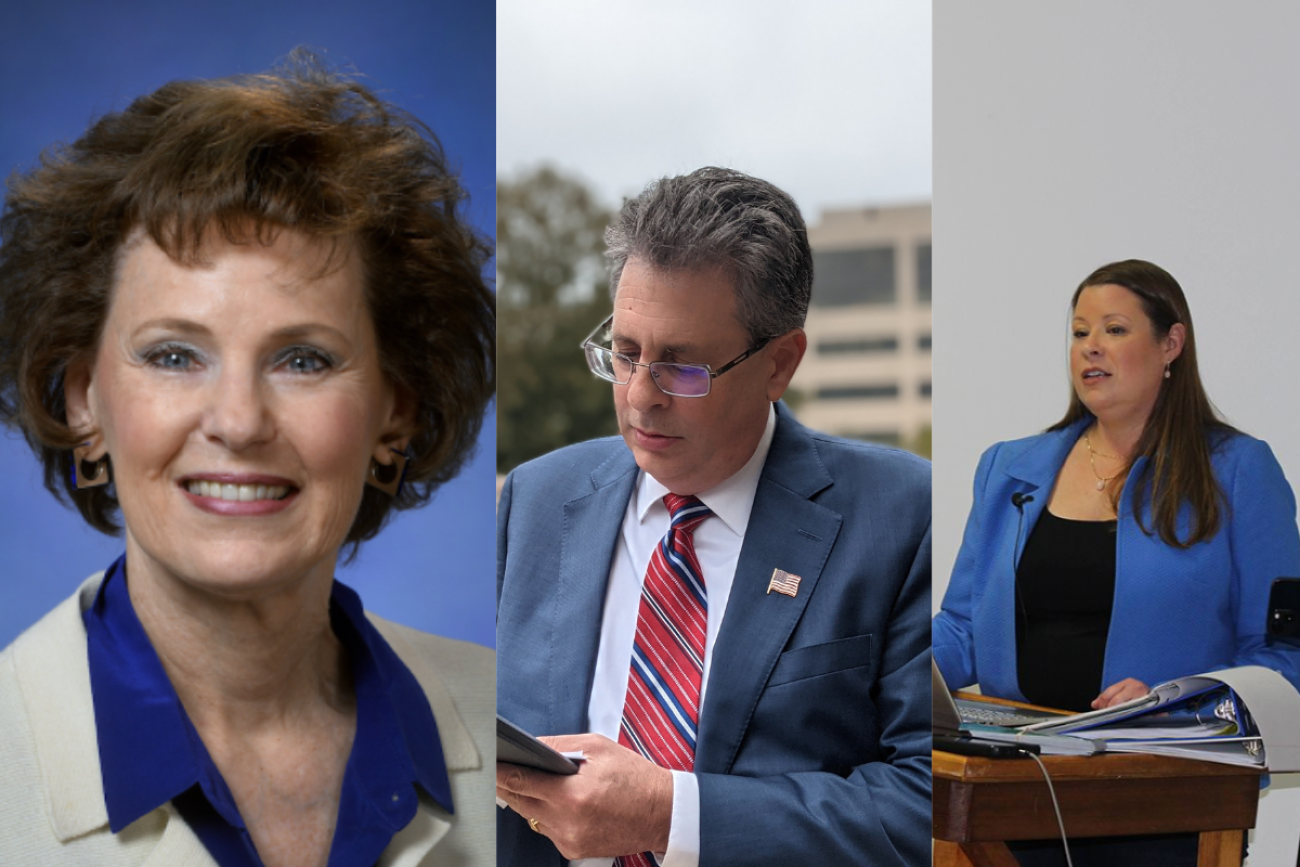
left=15, top=578, right=220, bottom=866
left=13, top=577, right=110, bottom=841
left=696, top=409, right=841, bottom=775
left=1002, top=417, right=1089, bottom=568
left=548, top=449, right=640, bottom=734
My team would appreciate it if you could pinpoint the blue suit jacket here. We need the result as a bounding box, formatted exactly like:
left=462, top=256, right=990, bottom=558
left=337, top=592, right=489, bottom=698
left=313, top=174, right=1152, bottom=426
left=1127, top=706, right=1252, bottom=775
left=497, top=406, right=931, bottom=866
left=933, top=417, right=1300, bottom=701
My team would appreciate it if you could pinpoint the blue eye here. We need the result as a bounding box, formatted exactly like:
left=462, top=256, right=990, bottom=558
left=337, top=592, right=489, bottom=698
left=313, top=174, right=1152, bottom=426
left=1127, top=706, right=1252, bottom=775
left=281, top=347, right=334, bottom=374
left=145, top=345, right=197, bottom=370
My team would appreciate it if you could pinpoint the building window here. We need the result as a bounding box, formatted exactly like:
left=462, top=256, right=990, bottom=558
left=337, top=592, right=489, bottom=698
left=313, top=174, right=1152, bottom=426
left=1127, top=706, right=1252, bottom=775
left=919, top=381, right=931, bottom=398
left=817, top=384, right=900, bottom=400
left=916, top=243, right=931, bottom=303
left=818, top=336, right=899, bottom=355
left=917, top=334, right=931, bottom=351
left=811, top=246, right=896, bottom=306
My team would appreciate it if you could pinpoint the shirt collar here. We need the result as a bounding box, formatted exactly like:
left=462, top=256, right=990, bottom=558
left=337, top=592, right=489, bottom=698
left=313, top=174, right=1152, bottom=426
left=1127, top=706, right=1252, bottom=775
left=84, top=556, right=196, bottom=832
left=84, top=555, right=453, bottom=836
left=636, top=402, right=777, bottom=535
left=331, top=579, right=455, bottom=820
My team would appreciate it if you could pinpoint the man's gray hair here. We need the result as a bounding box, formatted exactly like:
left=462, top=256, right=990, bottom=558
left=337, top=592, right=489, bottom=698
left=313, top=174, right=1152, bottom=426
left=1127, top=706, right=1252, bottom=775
left=604, top=167, right=812, bottom=343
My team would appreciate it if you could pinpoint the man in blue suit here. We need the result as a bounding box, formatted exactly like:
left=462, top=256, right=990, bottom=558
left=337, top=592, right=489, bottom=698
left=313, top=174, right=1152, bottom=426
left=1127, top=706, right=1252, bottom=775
left=496, top=168, right=930, bottom=866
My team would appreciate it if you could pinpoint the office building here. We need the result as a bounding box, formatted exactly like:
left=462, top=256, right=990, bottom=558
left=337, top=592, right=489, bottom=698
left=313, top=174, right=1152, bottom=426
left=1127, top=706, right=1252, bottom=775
left=790, top=202, right=932, bottom=449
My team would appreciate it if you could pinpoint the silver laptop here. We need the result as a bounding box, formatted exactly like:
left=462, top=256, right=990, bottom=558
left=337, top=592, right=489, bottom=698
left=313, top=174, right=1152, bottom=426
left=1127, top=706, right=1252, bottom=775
left=932, top=659, right=1065, bottom=731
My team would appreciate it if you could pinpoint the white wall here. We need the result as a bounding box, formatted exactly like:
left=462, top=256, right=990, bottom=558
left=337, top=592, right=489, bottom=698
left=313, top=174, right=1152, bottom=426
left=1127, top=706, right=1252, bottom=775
left=934, top=3, right=1300, bottom=862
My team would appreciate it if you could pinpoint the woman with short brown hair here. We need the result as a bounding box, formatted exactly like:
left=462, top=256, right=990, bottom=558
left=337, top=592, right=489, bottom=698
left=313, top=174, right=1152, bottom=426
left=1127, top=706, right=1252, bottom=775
left=0, top=52, right=495, bottom=866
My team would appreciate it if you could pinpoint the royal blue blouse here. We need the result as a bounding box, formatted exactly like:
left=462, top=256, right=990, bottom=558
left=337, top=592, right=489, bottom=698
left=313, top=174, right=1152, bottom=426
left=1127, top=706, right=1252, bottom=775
left=84, top=555, right=453, bottom=867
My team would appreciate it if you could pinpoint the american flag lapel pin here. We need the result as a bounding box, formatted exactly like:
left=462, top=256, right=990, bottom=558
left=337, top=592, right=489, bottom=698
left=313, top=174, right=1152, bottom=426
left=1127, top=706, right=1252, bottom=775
left=767, top=568, right=802, bottom=598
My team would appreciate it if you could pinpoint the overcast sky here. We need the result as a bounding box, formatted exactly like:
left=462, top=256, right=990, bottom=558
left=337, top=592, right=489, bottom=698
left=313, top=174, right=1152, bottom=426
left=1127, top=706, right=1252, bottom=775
left=498, top=0, right=931, bottom=219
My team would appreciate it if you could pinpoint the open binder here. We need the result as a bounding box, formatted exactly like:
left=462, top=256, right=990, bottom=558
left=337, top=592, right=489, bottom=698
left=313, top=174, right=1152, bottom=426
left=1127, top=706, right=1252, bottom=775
left=991, top=666, right=1300, bottom=769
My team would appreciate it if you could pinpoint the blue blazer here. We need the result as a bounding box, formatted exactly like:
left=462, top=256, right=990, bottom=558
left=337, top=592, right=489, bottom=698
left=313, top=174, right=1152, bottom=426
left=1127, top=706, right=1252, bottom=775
left=933, top=416, right=1300, bottom=701
left=497, top=405, right=931, bottom=866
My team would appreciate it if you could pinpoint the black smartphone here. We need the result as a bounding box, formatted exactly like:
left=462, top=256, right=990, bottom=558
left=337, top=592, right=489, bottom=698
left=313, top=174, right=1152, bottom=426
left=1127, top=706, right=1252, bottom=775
left=934, top=733, right=1038, bottom=759
left=496, top=716, right=580, bottom=775
left=1268, top=578, right=1300, bottom=639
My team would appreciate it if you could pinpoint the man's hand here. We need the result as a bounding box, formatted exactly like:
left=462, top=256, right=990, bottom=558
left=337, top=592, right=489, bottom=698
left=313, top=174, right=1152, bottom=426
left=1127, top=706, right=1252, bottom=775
left=496, top=733, right=674, bottom=860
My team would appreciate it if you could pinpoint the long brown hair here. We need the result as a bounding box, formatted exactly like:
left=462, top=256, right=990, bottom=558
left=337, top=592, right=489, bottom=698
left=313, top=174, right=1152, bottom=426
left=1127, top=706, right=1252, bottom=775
left=1048, top=259, right=1236, bottom=547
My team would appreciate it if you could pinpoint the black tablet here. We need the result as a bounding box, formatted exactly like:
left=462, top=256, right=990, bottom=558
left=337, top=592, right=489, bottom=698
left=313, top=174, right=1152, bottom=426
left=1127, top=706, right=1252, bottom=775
left=496, top=715, right=580, bottom=775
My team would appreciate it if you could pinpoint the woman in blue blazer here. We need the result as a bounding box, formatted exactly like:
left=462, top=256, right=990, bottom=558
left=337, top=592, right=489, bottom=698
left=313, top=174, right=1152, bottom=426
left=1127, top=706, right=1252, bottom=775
left=933, top=259, right=1300, bottom=866
left=934, top=260, right=1300, bottom=712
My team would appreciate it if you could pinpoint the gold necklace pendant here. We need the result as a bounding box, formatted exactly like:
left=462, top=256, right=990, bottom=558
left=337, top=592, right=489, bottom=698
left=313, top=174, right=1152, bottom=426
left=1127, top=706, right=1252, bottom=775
left=1084, top=429, right=1121, bottom=491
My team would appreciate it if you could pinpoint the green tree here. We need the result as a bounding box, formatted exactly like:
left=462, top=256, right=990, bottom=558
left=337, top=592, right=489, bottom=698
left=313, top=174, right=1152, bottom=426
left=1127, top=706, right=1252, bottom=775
left=908, top=425, right=931, bottom=459
left=497, top=167, right=620, bottom=474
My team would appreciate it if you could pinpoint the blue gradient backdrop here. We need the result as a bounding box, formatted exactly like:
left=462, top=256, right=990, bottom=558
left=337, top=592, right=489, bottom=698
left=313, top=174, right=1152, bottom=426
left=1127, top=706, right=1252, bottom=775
left=0, top=0, right=496, bottom=649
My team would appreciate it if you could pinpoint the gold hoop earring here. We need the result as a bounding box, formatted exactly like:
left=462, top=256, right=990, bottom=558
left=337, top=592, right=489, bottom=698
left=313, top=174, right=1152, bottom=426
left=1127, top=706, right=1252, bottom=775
left=72, top=445, right=111, bottom=489
left=366, top=448, right=409, bottom=497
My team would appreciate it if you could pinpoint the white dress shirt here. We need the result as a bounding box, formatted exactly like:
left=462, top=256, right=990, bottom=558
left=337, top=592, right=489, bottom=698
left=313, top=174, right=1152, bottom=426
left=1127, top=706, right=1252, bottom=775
left=577, top=404, right=777, bottom=867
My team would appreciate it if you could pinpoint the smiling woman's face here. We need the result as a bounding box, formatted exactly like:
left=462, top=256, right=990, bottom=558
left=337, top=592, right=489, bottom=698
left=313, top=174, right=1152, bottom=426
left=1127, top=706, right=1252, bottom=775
left=66, top=228, right=409, bottom=600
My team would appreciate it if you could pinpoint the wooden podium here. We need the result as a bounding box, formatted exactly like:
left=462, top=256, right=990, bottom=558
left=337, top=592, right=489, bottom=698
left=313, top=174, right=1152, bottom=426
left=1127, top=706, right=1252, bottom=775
left=933, top=692, right=1264, bottom=867
left=932, top=745, right=1263, bottom=867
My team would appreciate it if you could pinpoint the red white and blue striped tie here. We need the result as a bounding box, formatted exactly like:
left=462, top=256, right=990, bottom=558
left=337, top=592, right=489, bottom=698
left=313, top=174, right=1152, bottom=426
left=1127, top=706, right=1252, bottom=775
left=616, top=493, right=711, bottom=867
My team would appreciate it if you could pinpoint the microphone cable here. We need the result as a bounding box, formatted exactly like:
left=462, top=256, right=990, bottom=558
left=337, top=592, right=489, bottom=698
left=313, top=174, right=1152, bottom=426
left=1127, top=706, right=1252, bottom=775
left=1010, top=494, right=1072, bottom=866
left=1023, top=749, right=1074, bottom=867
left=1011, top=493, right=1034, bottom=632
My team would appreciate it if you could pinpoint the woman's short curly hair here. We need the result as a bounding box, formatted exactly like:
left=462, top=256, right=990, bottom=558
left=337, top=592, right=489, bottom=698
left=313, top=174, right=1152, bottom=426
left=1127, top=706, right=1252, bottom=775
left=0, top=51, right=495, bottom=550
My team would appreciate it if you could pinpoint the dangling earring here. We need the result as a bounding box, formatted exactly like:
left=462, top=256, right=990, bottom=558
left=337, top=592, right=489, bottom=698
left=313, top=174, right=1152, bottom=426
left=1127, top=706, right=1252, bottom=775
left=366, top=448, right=409, bottom=497
left=1164, top=362, right=1171, bottom=380
left=71, top=444, right=111, bottom=489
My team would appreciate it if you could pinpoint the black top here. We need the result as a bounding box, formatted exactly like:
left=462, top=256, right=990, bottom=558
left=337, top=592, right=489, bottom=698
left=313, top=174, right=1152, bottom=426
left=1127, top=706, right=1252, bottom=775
left=1015, top=509, right=1118, bottom=712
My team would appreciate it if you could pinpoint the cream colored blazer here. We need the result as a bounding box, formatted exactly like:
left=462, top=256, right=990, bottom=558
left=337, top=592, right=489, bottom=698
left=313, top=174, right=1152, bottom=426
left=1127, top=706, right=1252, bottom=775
left=0, top=575, right=495, bottom=866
